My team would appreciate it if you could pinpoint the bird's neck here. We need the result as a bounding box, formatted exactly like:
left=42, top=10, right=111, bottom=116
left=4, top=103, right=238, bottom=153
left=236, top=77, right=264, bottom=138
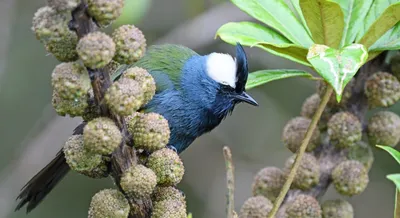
left=181, top=55, right=237, bottom=120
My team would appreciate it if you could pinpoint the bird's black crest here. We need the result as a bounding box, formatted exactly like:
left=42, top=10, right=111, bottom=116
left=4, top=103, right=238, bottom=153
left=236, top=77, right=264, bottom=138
left=235, top=43, right=248, bottom=93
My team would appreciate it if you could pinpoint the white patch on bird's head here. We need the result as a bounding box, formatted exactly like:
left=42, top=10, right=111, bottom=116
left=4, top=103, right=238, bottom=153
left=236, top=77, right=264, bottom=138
left=206, top=53, right=237, bottom=88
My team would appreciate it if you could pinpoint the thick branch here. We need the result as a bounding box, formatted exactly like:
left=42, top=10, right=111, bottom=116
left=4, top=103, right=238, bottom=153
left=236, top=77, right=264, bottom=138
left=69, top=2, right=150, bottom=217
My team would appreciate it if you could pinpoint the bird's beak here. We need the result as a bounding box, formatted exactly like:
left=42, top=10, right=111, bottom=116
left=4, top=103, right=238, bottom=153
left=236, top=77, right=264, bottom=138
left=234, top=92, right=259, bottom=106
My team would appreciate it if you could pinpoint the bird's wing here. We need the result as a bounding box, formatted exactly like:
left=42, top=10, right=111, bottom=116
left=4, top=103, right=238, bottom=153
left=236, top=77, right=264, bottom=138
left=112, top=44, right=198, bottom=92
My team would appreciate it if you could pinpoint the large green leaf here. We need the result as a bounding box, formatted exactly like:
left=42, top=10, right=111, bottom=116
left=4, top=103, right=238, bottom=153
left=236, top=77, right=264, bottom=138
left=387, top=174, right=400, bottom=190
left=246, top=69, right=313, bottom=90
left=300, top=0, right=344, bottom=48
left=307, top=44, right=368, bottom=101
left=216, top=22, right=310, bottom=66
left=357, top=2, right=400, bottom=49
left=230, top=0, right=313, bottom=48
left=377, top=145, right=400, bottom=165
left=331, top=0, right=374, bottom=47
left=288, top=0, right=312, bottom=36
left=370, top=22, right=400, bottom=51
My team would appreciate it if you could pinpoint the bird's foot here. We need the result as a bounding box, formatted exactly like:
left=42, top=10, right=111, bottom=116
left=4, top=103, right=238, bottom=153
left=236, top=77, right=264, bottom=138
left=166, top=145, right=178, bottom=153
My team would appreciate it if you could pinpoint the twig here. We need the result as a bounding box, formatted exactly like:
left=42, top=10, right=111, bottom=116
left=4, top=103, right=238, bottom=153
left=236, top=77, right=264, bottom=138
left=223, top=146, right=237, bottom=218
left=268, top=86, right=333, bottom=218
left=396, top=189, right=400, bottom=218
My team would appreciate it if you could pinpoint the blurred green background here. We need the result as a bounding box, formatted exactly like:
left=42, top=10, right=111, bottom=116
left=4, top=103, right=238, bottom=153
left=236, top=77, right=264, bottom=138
left=0, top=0, right=398, bottom=217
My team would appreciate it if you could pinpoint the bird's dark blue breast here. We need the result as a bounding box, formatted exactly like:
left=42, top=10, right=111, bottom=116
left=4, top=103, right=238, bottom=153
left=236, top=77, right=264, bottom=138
left=143, top=89, right=224, bottom=153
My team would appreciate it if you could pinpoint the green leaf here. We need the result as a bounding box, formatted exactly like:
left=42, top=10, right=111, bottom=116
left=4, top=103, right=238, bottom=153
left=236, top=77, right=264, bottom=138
left=376, top=145, right=400, bottom=165
left=300, top=0, right=344, bottom=48
left=216, top=22, right=311, bottom=66
left=288, top=0, right=312, bottom=36
left=357, top=2, right=400, bottom=49
left=331, top=0, right=374, bottom=47
left=187, top=213, right=193, bottom=218
left=387, top=174, right=400, bottom=190
left=370, top=22, right=400, bottom=51
left=230, top=0, right=313, bottom=48
left=245, top=69, right=313, bottom=90
left=307, top=44, right=368, bottom=101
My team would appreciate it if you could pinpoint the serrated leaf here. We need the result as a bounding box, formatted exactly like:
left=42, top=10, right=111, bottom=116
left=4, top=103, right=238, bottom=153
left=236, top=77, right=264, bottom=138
left=331, top=0, right=373, bottom=47
left=230, top=0, right=313, bottom=48
left=377, top=145, right=400, bottom=165
left=387, top=174, right=400, bottom=190
left=357, top=2, right=400, bottom=49
left=300, top=0, right=344, bottom=48
left=245, top=69, right=313, bottom=90
left=307, top=44, right=368, bottom=101
left=216, top=22, right=310, bottom=66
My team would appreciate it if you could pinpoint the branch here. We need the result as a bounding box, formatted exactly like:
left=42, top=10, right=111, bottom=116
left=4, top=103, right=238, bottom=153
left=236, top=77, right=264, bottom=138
left=268, top=85, right=333, bottom=218
left=223, top=146, right=237, bottom=218
left=69, top=2, right=150, bottom=217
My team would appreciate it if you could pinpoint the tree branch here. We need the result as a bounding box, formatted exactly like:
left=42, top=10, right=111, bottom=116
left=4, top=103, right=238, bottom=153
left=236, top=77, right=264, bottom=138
left=69, top=1, right=150, bottom=217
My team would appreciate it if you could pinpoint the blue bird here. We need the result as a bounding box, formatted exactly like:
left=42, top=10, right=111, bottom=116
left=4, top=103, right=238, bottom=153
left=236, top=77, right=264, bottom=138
left=15, top=43, right=258, bottom=212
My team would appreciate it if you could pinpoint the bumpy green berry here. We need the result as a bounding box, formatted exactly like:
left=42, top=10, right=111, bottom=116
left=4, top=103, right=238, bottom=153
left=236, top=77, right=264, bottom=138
left=112, top=25, right=146, bottom=64
left=63, top=135, right=102, bottom=172
left=367, top=111, right=400, bottom=147
left=390, top=53, right=400, bottom=79
left=132, top=113, right=170, bottom=152
left=82, top=91, right=101, bottom=121
left=83, top=117, right=122, bottom=155
left=317, top=79, right=354, bottom=107
left=327, top=112, right=362, bottom=148
left=252, top=167, right=285, bottom=202
left=87, top=0, right=124, bottom=27
left=125, top=111, right=140, bottom=133
left=88, top=189, right=130, bottom=218
left=146, top=148, right=184, bottom=186
left=104, top=60, right=121, bottom=75
left=51, top=62, right=90, bottom=100
left=152, top=186, right=185, bottom=203
left=120, top=164, right=157, bottom=199
left=151, top=200, right=186, bottom=218
left=300, top=94, right=333, bottom=130
left=321, top=199, right=353, bottom=218
left=332, top=160, right=369, bottom=196
left=76, top=32, right=116, bottom=69
left=122, top=67, right=156, bottom=104
left=79, top=156, right=110, bottom=179
left=239, top=196, right=272, bottom=218
left=47, top=0, right=80, bottom=11
left=282, top=117, right=320, bottom=153
left=32, top=6, right=73, bottom=43
left=45, top=33, right=79, bottom=62
left=52, top=90, right=88, bottom=117
left=347, top=141, right=374, bottom=171
left=105, top=78, right=144, bottom=116
left=286, top=194, right=322, bottom=218
left=365, top=72, right=400, bottom=108
left=284, top=153, right=320, bottom=190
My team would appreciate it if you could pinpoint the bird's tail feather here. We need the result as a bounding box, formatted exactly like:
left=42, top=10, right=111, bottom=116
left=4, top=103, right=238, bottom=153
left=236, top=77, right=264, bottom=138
left=15, top=150, right=69, bottom=213
left=15, top=122, right=86, bottom=213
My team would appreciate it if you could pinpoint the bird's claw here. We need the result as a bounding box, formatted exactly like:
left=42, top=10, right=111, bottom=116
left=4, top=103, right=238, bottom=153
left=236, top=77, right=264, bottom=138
left=166, top=145, right=178, bottom=153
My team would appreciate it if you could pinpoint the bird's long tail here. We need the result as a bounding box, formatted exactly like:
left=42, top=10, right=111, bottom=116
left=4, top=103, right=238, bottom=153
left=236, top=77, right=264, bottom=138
left=15, top=122, right=85, bottom=213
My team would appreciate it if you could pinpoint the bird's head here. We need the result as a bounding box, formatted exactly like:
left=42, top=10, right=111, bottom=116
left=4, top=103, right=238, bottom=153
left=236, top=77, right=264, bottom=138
left=205, top=43, right=258, bottom=108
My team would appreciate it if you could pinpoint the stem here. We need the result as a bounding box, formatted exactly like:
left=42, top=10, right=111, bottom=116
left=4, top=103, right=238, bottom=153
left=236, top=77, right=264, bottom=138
left=396, top=189, right=400, bottom=218
left=223, top=146, right=237, bottom=218
left=268, top=86, right=333, bottom=218
left=69, top=2, right=149, bottom=217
